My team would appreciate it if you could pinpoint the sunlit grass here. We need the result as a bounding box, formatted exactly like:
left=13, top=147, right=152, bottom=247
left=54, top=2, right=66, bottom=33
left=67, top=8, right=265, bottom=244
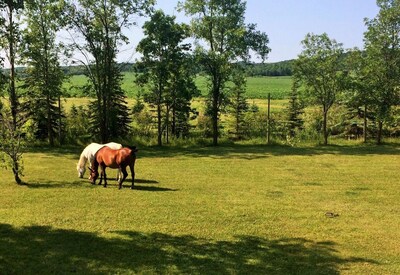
left=63, top=73, right=292, bottom=99
left=1, top=144, right=399, bottom=273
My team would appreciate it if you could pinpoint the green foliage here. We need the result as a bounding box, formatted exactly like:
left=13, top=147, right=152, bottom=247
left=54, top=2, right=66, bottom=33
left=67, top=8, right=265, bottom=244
left=227, top=66, right=249, bottom=139
left=62, top=0, right=152, bottom=142
left=363, top=0, right=400, bottom=143
left=21, top=0, right=65, bottom=146
left=294, top=33, right=345, bottom=145
left=180, top=0, right=270, bottom=145
left=0, top=108, right=25, bottom=184
left=285, top=80, right=304, bottom=137
left=136, top=10, right=197, bottom=145
left=64, top=104, right=91, bottom=144
left=246, top=60, right=293, bottom=76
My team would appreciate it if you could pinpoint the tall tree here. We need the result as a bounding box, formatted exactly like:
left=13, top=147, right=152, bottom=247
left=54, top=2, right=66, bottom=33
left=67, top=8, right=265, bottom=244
left=294, top=33, right=345, bottom=145
left=343, top=48, right=373, bottom=143
left=167, top=54, right=199, bottom=140
left=21, top=0, right=65, bottom=146
left=179, top=0, right=270, bottom=145
left=0, top=0, right=24, bottom=132
left=228, top=66, right=248, bottom=139
left=64, top=0, right=153, bottom=143
left=0, top=108, right=25, bottom=184
left=285, top=78, right=304, bottom=138
left=0, top=0, right=25, bottom=185
left=136, top=10, right=195, bottom=146
left=363, top=0, right=400, bottom=144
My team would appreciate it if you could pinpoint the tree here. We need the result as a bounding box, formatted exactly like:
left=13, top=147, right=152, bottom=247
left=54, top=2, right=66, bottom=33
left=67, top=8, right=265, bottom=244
left=285, top=78, right=304, bottom=138
left=136, top=10, right=196, bottom=146
left=167, top=54, right=199, bottom=140
left=179, top=0, right=270, bottom=145
left=21, top=0, right=65, bottom=146
left=0, top=0, right=24, bottom=132
left=64, top=0, right=154, bottom=143
left=363, top=0, right=400, bottom=144
left=227, top=66, right=248, bottom=139
left=294, top=33, right=345, bottom=145
left=343, top=49, right=374, bottom=143
left=0, top=108, right=25, bottom=184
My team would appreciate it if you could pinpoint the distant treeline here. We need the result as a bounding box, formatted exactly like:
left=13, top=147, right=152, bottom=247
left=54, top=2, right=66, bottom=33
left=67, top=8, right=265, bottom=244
left=9, top=60, right=293, bottom=78
left=57, top=60, right=294, bottom=77
left=245, top=60, right=293, bottom=76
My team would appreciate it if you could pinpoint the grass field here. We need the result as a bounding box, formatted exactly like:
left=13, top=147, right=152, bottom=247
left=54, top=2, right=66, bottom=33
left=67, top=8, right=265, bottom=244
left=1, top=143, right=399, bottom=274
left=64, top=73, right=292, bottom=99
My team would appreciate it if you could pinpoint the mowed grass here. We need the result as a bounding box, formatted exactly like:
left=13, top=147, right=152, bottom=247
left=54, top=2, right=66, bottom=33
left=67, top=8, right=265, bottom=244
left=1, top=144, right=399, bottom=274
left=64, top=73, right=292, bottom=99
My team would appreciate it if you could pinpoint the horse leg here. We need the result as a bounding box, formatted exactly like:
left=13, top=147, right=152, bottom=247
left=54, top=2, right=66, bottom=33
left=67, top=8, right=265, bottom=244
left=118, top=167, right=128, bottom=189
left=102, top=166, right=108, bottom=188
left=129, top=162, right=135, bottom=190
left=116, top=168, right=121, bottom=181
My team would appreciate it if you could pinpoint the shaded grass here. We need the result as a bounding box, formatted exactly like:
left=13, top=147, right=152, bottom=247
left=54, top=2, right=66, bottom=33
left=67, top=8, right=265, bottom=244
left=1, top=144, right=399, bottom=273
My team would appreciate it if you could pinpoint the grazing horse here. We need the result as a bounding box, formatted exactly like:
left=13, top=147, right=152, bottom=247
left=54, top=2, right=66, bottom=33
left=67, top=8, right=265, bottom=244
left=89, top=146, right=138, bottom=189
left=76, top=142, right=122, bottom=179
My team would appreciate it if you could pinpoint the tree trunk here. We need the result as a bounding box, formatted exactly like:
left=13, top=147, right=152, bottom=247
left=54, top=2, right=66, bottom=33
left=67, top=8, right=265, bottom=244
left=58, top=96, right=62, bottom=144
left=47, top=94, right=54, bottom=146
left=376, top=120, right=383, bottom=145
left=8, top=7, right=18, bottom=132
left=212, top=96, right=218, bottom=146
left=157, top=103, right=162, bottom=146
left=12, top=159, right=23, bottom=185
left=166, top=104, right=170, bottom=144
left=323, top=109, right=328, bottom=145
left=212, top=82, right=219, bottom=146
left=363, top=105, right=367, bottom=143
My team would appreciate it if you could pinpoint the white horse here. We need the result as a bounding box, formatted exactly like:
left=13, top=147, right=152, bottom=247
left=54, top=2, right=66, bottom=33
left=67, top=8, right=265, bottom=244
left=77, top=142, right=123, bottom=179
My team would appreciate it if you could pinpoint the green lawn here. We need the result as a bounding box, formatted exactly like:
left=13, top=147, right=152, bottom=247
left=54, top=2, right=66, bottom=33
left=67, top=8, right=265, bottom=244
left=64, top=73, right=292, bottom=99
left=1, top=144, right=399, bottom=274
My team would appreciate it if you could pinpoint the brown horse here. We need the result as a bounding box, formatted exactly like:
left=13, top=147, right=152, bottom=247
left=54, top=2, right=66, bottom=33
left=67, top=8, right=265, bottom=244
left=88, top=146, right=138, bottom=189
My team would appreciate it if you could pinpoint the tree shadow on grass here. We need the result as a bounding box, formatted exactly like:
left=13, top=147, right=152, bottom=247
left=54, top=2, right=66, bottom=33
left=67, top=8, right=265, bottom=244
left=23, top=143, right=400, bottom=162
left=25, top=178, right=175, bottom=192
left=139, top=143, right=400, bottom=160
left=0, top=223, right=378, bottom=274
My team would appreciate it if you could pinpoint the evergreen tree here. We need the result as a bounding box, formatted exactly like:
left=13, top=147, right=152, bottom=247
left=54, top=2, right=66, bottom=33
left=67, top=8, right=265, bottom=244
left=286, top=79, right=304, bottom=137
left=64, top=0, right=153, bottom=142
left=21, top=0, right=65, bottom=146
left=228, top=66, right=249, bottom=139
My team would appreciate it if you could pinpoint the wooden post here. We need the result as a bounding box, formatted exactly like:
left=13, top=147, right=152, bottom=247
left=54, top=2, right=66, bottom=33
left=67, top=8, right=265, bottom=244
left=267, top=93, right=271, bottom=144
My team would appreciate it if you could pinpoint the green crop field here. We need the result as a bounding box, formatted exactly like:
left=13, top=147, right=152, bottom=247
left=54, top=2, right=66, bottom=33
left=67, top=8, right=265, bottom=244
left=1, top=144, right=399, bottom=274
left=64, top=73, right=292, bottom=99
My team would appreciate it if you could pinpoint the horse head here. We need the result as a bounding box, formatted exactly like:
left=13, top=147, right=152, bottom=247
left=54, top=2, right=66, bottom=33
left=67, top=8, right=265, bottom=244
left=77, top=166, right=85, bottom=178
left=88, top=167, right=99, bottom=184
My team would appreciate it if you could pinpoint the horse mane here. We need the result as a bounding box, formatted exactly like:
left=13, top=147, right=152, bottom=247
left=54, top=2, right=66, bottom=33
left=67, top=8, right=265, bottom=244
left=77, top=152, right=88, bottom=170
left=125, top=145, right=138, bottom=152
left=77, top=142, right=123, bottom=170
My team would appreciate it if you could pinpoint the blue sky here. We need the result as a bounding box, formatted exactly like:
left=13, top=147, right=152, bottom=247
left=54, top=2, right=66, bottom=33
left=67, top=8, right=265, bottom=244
left=143, top=0, right=380, bottom=63
left=3, top=0, right=380, bottom=66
